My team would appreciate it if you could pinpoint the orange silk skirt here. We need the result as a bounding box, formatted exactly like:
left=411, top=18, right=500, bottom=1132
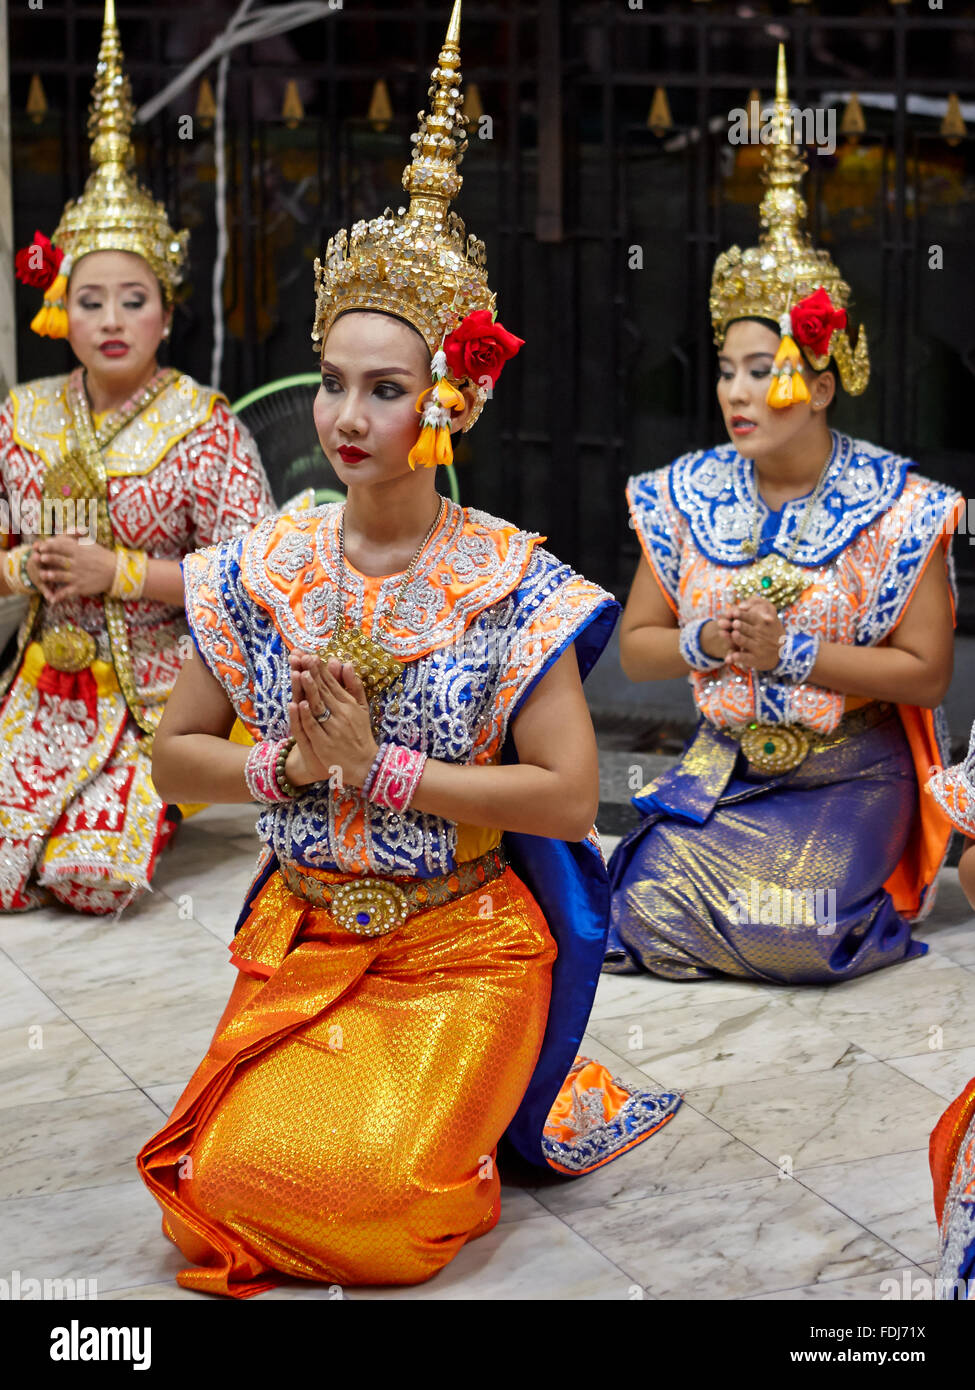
left=137, top=864, right=557, bottom=1297
left=931, top=1076, right=975, bottom=1224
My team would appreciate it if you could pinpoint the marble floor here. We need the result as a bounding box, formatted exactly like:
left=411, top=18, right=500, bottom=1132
left=1, top=804, right=972, bottom=1302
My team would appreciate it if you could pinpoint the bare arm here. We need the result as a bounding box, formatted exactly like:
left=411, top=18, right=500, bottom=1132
left=618, top=555, right=730, bottom=681
left=151, top=648, right=251, bottom=804
left=139, top=559, right=186, bottom=606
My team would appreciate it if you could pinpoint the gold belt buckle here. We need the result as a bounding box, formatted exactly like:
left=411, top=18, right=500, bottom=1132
left=736, top=721, right=811, bottom=774
left=327, top=878, right=409, bottom=936
left=40, top=624, right=97, bottom=674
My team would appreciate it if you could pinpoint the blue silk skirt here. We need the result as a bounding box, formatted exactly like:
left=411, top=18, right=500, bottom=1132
left=604, top=708, right=923, bottom=985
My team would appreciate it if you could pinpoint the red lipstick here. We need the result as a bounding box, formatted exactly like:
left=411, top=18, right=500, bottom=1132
left=337, top=445, right=370, bottom=463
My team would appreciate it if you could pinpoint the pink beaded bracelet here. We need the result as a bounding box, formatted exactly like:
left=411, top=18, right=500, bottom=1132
left=368, top=743, right=428, bottom=814
left=245, top=737, right=296, bottom=804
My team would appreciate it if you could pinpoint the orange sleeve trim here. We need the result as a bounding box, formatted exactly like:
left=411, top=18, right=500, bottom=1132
left=625, top=485, right=679, bottom=618
left=887, top=524, right=961, bottom=638
left=884, top=704, right=953, bottom=918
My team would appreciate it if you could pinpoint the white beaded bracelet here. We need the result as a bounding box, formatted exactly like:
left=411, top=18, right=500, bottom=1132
left=679, top=617, right=724, bottom=672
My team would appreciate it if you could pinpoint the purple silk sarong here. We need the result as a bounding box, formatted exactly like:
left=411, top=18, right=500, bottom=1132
left=605, top=707, right=922, bottom=984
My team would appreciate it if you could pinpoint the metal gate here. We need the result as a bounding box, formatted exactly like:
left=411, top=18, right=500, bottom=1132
left=8, top=1, right=975, bottom=613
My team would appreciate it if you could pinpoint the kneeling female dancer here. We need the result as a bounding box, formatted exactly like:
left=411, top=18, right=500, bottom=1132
left=137, top=3, right=680, bottom=1297
left=605, top=48, right=960, bottom=985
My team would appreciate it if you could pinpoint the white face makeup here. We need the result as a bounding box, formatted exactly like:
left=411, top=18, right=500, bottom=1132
left=65, top=250, right=170, bottom=396
left=717, top=319, right=835, bottom=459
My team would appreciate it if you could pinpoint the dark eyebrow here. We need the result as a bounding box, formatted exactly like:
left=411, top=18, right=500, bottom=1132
left=717, top=351, right=776, bottom=363
left=75, top=282, right=150, bottom=292
left=320, top=361, right=414, bottom=379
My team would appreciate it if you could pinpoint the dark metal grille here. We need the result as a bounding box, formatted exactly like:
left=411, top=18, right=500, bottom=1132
left=8, top=1, right=975, bottom=616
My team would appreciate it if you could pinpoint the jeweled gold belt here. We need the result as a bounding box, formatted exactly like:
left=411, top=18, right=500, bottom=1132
left=39, top=623, right=98, bottom=673
left=278, top=845, right=509, bottom=937
left=721, top=701, right=893, bottom=775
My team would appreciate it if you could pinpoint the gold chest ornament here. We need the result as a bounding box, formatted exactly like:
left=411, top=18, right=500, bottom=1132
left=317, top=498, right=447, bottom=721
left=731, top=446, right=834, bottom=611
left=724, top=448, right=836, bottom=773
left=731, top=551, right=813, bottom=612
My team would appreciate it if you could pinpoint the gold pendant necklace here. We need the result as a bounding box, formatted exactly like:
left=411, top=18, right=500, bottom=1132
left=734, top=444, right=834, bottom=611
left=318, top=496, right=447, bottom=717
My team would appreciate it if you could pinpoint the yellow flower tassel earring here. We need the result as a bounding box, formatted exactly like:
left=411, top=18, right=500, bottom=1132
left=408, top=347, right=465, bottom=470
left=29, top=254, right=72, bottom=339
left=16, top=230, right=72, bottom=339
left=766, top=308, right=810, bottom=409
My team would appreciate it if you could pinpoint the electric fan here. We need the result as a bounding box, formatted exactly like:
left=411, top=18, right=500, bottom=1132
left=231, top=374, right=342, bottom=508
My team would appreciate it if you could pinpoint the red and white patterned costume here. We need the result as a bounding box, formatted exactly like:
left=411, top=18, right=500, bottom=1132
left=0, top=367, right=275, bottom=914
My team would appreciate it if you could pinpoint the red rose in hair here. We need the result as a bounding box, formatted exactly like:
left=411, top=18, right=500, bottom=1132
left=15, top=231, right=63, bottom=291
left=790, top=287, right=847, bottom=359
left=443, top=309, right=525, bottom=388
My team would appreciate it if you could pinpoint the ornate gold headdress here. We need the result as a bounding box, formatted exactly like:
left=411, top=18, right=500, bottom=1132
left=311, top=1, right=523, bottom=464
left=315, top=1, right=528, bottom=450
left=709, top=45, right=869, bottom=399
left=312, top=0, right=492, bottom=357
left=20, top=0, right=188, bottom=336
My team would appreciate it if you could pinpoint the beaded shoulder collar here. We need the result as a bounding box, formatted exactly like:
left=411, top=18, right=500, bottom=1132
left=664, top=431, right=911, bottom=568
left=9, top=368, right=223, bottom=480
left=238, top=498, right=544, bottom=660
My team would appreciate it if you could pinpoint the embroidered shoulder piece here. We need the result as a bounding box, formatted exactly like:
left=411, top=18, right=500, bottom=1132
left=237, top=498, right=545, bottom=661
left=927, top=721, right=975, bottom=840
left=935, top=1104, right=975, bottom=1298
left=466, top=544, right=618, bottom=763
left=181, top=535, right=271, bottom=736
left=855, top=473, right=962, bottom=647
left=627, top=463, right=691, bottom=613
left=10, top=369, right=225, bottom=481
left=668, top=432, right=911, bottom=569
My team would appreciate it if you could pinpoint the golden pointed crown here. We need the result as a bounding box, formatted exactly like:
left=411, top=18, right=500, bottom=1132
left=52, top=0, right=188, bottom=301
left=311, top=0, right=495, bottom=360
left=709, top=45, right=869, bottom=394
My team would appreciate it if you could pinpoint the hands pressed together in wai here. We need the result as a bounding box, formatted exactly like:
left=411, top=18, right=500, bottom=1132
left=702, top=596, right=786, bottom=671
left=283, top=649, right=380, bottom=791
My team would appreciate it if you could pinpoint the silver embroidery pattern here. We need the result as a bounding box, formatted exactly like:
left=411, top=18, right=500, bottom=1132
left=266, top=529, right=315, bottom=580
left=237, top=500, right=544, bottom=659
left=855, top=475, right=961, bottom=646
left=541, top=1077, right=683, bottom=1174
left=187, top=535, right=613, bottom=876
left=666, top=432, right=912, bottom=567
left=182, top=537, right=265, bottom=719
left=936, top=1107, right=975, bottom=1299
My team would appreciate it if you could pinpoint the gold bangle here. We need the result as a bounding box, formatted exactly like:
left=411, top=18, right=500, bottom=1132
left=2, top=544, right=34, bottom=595
left=109, top=546, right=148, bottom=601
